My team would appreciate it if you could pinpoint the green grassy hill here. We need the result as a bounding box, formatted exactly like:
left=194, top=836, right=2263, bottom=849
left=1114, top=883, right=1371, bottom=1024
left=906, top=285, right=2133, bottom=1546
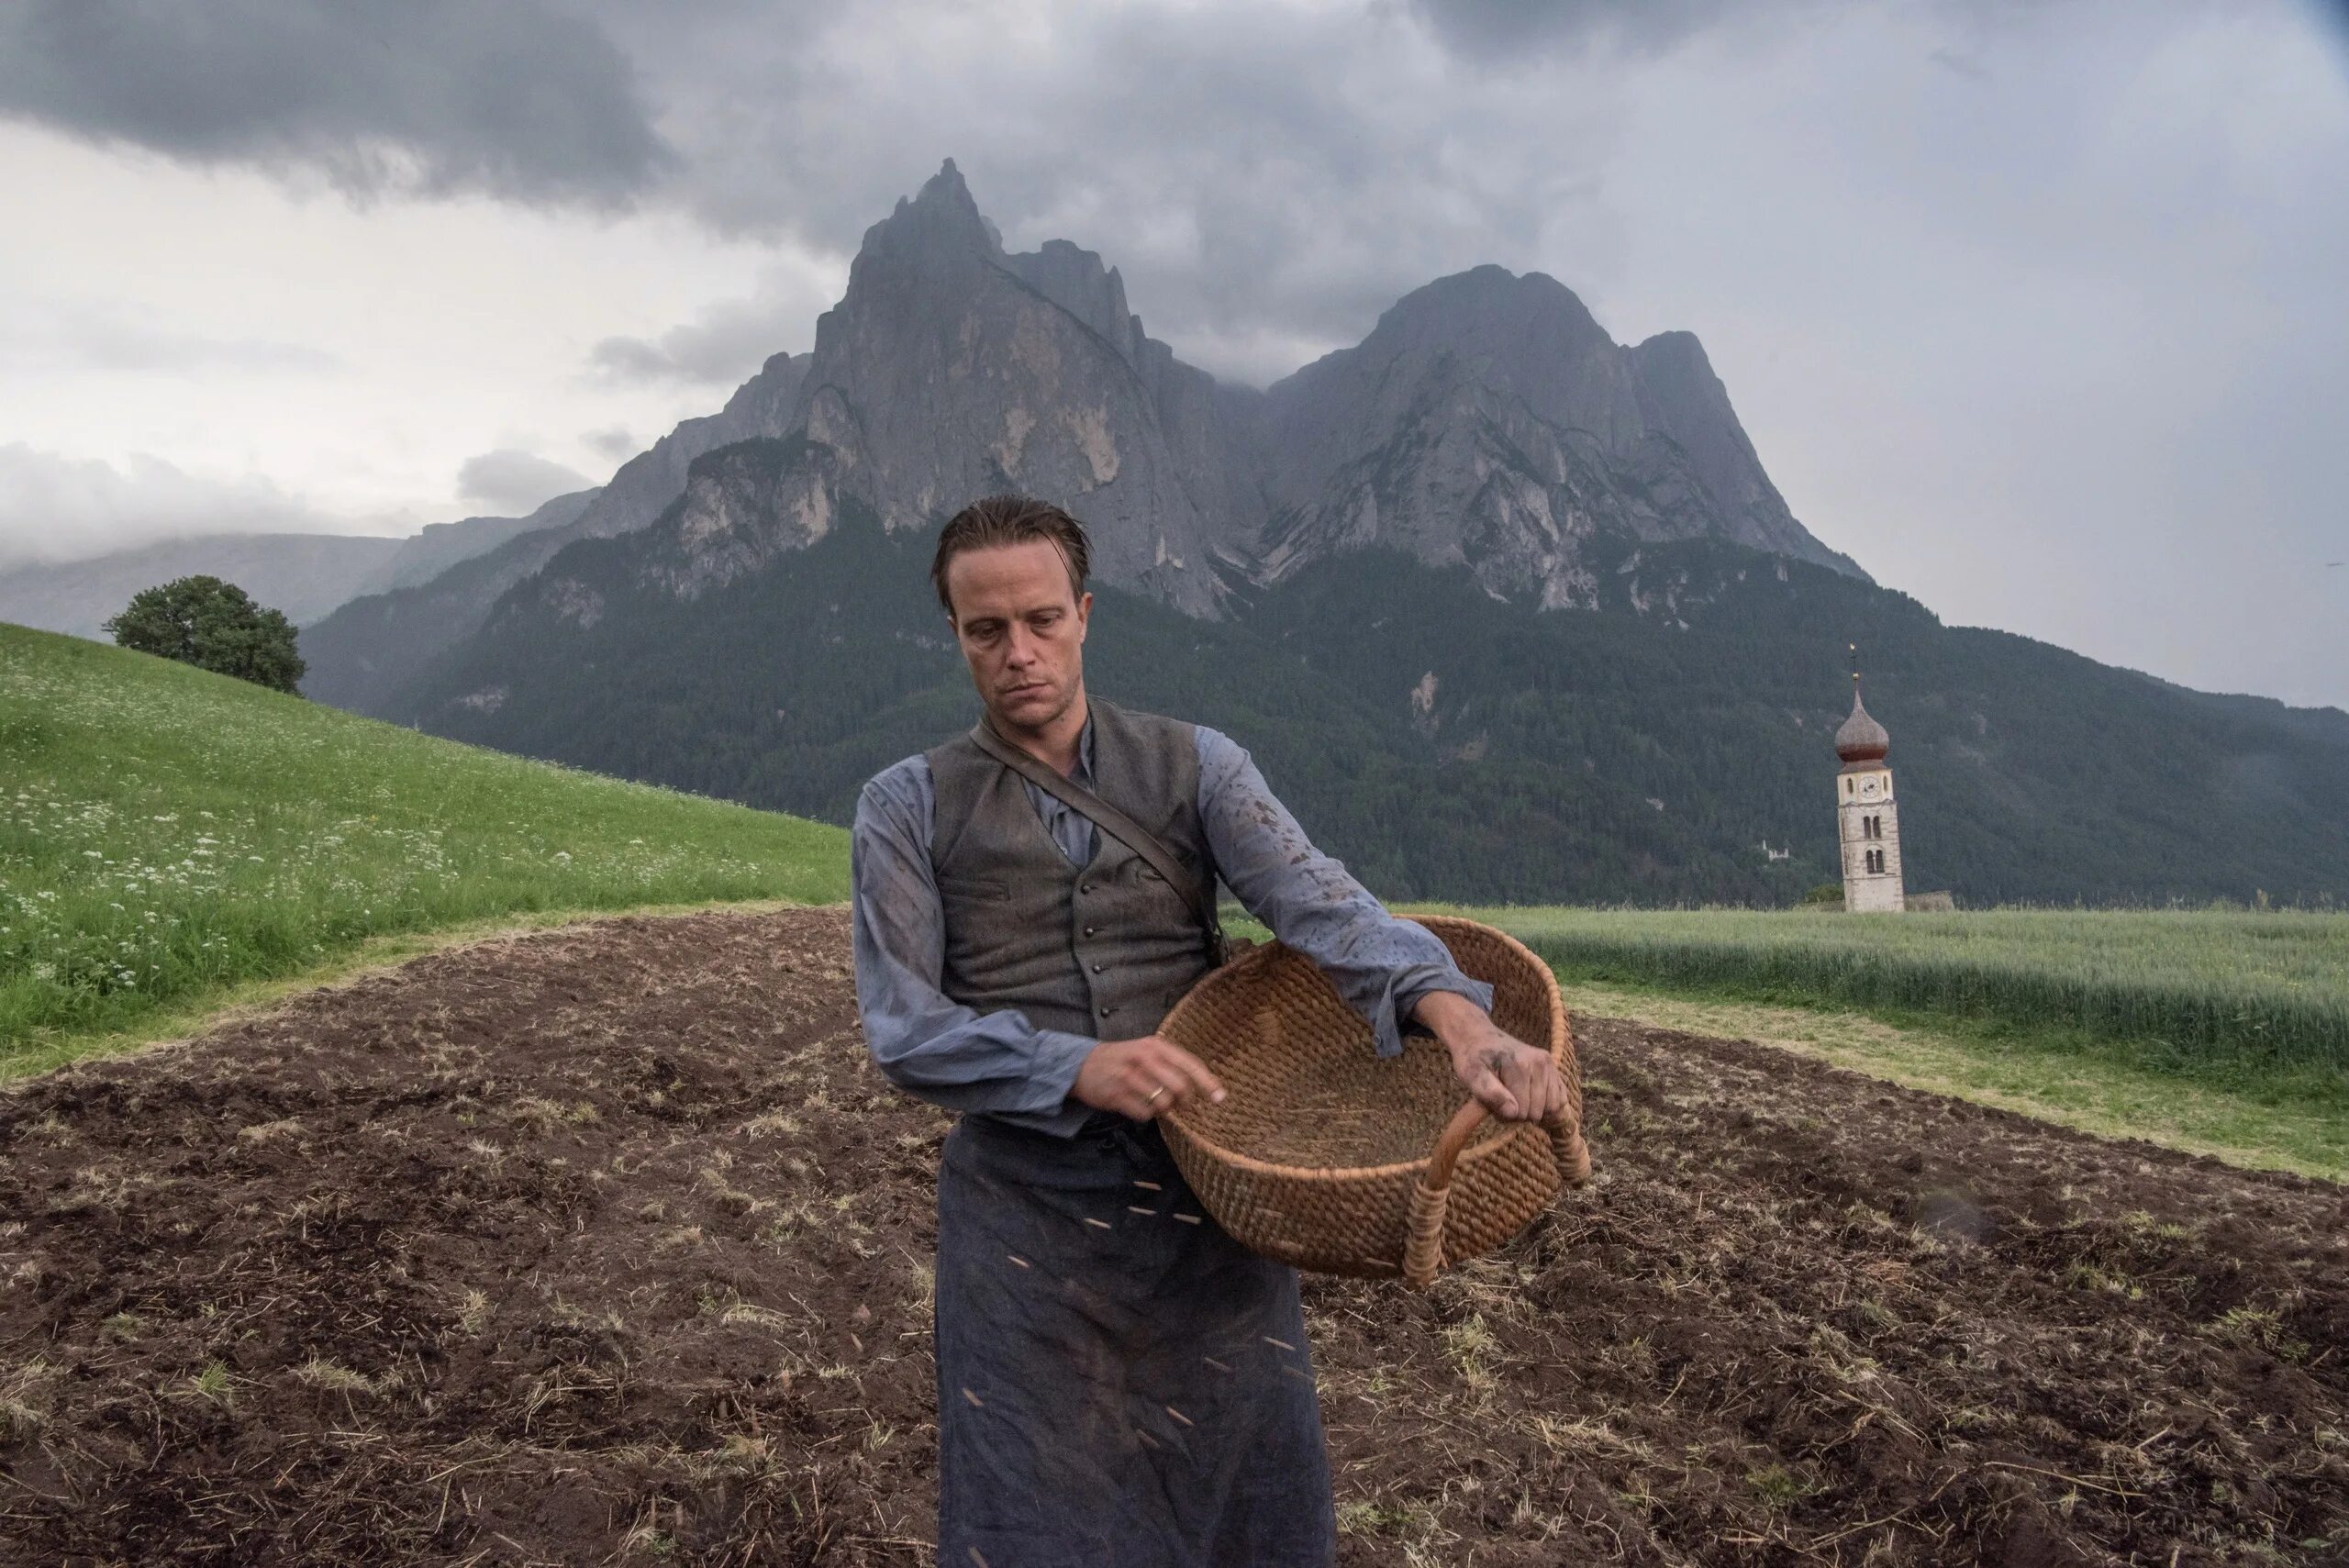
left=0, top=624, right=848, bottom=1070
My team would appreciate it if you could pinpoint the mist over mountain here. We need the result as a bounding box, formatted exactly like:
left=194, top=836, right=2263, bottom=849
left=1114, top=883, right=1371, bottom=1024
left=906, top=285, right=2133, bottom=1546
left=286, top=161, right=2347, bottom=906
left=299, top=357, right=807, bottom=711
left=0, top=489, right=596, bottom=641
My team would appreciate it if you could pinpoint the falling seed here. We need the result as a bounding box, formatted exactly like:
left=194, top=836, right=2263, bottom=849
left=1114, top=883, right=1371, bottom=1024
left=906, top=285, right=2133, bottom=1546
left=1137, top=1428, right=1160, bottom=1450
left=1203, top=1356, right=1231, bottom=1373
left=1165, top=1405, right=1194, bottom=1427
left=1281, top=1365, right=1309, bottom=1380
left=1084, top=1218, right=1113, bottom=1230
left=970, top=1551, right=989, bottom=1567
left=1174, top=1213, right=1202, bottom=1226
left=963, top=1387, right=985, bottom=1407
left=1127, top=1205, right=1156, bottom=1216
left=1008, top=1254, right=1030, bottom=1268
left=1132, top=1180, right=1163, bottom=1191
left=1263, top=1337, right=1295, bottom=1351
left=851, top=1333, right=863, bottom=1352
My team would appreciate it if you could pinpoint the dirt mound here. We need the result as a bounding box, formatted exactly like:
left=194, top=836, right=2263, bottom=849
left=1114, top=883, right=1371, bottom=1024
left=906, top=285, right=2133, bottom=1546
left=2, top=907, right=2343, bottom=1566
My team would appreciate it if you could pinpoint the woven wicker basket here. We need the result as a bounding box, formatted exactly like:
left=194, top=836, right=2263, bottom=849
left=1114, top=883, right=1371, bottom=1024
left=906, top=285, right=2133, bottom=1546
left=1157, top=916, right=1590, bottom=1287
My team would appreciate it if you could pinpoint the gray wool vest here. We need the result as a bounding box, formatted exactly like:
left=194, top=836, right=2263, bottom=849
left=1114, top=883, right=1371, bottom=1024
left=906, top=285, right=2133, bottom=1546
left=927, top=699, right=1215, bottom=1043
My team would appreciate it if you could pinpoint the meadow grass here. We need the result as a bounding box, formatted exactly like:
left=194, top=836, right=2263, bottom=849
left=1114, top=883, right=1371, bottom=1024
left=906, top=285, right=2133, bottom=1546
left=1547, top=974, right=2346, bottom=1181
left=0, top=624, right=850, bottom=1067
left=1448, top=905, right=2349, bottom=1073
left=1411, top=905, right=2347, bottom=1181
left=1223, top=904, right=2348, bottom=1177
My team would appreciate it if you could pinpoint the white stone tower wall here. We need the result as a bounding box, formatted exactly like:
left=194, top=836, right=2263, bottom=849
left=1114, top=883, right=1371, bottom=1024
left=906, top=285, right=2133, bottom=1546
left=1837, top=767, right=1906, bottom=912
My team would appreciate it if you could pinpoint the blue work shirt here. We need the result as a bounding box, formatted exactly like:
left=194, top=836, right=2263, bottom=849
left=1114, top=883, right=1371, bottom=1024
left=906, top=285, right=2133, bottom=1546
left=851, top=712, right=1495, bottom=1137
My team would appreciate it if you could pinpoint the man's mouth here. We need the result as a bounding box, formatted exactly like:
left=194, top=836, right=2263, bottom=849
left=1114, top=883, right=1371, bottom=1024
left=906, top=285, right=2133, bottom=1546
left=1003, top=683, right=1048, bottom=698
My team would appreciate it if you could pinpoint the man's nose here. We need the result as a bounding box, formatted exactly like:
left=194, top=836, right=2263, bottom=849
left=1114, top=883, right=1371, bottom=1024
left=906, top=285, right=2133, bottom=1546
left=1005, top=624, right=1037, bottom=665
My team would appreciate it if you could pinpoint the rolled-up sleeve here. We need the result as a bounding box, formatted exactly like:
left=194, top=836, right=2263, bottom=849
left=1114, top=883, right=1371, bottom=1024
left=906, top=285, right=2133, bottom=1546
left=1195, top=727, right=1493, bottom=1058
left=852, top=759, right=1098, bottom=1136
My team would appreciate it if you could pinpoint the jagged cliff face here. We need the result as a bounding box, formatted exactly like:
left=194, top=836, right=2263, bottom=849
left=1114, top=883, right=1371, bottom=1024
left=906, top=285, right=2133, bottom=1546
left=632, top=170, right=1860, bottom=617
left=1254, top=266, right=1862, bottom=606
left=304, top=160, right=1863, bottom=711
left=567, top=351, right=809, bottom=542
left=743, top=161, right=1244, bottom=614
left=617, top=163, right=1858, bottom=620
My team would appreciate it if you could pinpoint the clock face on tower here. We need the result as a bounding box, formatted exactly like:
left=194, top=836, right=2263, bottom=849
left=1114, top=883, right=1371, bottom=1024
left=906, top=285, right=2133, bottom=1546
left=1859, top=776, right=1882, bottom=801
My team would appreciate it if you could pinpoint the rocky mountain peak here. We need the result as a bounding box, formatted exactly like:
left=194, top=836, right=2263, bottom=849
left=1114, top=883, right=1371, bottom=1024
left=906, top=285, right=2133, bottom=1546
left=1363, top=264, right=1609, bottom=362
left=860, top=157, right=1001, bottom=272
left=1003, top=239, right=1146, bottom=368
left=673, top=161, right=1247, bottom=615
left=1255, top=261, right=1862, bottom=598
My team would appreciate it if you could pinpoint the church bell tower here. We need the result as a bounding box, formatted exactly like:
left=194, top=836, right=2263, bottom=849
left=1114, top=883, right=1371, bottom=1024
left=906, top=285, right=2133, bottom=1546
left=1834, top=674, right=1905, bottom=913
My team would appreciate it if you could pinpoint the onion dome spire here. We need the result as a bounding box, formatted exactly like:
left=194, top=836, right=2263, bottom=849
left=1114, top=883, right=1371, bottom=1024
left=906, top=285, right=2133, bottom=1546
left=1836, top=688, right=1889, bottom=762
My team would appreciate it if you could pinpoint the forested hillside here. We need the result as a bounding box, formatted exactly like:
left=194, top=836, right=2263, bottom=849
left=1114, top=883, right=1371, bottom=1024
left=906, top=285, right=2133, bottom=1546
left=377, top=485, right=2349, bottom=906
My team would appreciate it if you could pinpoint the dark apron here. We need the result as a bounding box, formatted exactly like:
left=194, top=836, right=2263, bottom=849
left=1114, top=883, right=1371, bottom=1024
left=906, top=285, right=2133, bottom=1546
left=934, top=1112, right=1338, bottom=1568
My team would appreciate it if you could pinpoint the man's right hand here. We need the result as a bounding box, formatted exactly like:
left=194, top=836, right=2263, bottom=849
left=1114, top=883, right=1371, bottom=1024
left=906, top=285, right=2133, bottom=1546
left=1072, top=1035, right=1226, bottom=1121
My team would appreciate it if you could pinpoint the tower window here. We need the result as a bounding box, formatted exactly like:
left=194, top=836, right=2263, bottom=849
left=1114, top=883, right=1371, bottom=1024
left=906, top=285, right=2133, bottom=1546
left=1845, top=778, right=1853, bottom=795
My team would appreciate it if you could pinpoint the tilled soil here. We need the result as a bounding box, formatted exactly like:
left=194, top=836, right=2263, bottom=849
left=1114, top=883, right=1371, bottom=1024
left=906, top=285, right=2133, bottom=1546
left=1, top=906, right=2343, bottom=1568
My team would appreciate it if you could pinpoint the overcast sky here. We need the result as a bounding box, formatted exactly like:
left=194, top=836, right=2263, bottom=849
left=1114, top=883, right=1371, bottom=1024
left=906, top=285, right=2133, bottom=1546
left=2, top=0, right=2344, bottom=707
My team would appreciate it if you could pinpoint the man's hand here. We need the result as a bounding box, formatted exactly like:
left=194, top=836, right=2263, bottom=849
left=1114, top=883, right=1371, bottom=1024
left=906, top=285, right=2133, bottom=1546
left=1411, top=991, right=1564, bottom=1123
left=1073, top=1035, right=1227, bottom=1121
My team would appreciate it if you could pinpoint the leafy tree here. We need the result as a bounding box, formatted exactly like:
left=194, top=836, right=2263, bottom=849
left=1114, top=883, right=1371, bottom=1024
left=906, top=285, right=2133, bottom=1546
left=105, top=575, right=306, bottom=695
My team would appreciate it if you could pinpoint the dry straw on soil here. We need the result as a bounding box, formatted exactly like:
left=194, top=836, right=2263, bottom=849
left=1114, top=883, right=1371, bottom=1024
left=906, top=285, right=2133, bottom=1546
left=1, top=907, right=2343, bottom=1566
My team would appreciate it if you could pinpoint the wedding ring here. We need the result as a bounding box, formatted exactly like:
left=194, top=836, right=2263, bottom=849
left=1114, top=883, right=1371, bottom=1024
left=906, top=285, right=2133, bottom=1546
left=1145, top=1085, right=1166, bottom=1106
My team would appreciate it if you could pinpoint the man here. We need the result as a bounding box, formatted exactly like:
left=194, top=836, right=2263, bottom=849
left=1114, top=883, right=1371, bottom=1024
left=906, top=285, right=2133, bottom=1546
left=852, top=494, right=1567, bottom=1567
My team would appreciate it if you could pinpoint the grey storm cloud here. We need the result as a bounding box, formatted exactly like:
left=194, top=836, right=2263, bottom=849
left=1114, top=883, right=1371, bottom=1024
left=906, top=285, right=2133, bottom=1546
left=0, top=444, right=336, bottom=565
left=583, top=0, right=1634, bottom=383
left=1405, top=0, right=1792, bottom=60
left=587, top=280, right=818, bottom=386
left=581, top=426, right=640, bottom=463
left=8, top=0, right=2343, bottom=704
left=456, top=450, right=592, bottom=517
left=9, top=308, right=344, bottom=376
left=0, top=0, right=675, bottom=206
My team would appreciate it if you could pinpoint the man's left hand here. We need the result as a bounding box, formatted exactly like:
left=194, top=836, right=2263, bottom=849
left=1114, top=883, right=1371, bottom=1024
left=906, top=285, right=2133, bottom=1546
left=1410, top=991, right=1565, bottom=1123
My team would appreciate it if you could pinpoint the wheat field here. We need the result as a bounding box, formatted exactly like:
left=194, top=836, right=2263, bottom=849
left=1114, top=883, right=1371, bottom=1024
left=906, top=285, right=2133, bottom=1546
left=1443, top=904, right=2349, bottom=1073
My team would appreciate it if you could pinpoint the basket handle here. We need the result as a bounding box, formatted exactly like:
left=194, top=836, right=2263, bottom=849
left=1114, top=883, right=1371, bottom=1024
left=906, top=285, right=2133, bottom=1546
left=1402, top=1100, right=1592, bottom=1288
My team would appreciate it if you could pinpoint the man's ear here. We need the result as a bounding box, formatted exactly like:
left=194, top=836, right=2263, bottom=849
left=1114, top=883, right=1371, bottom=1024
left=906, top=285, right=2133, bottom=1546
left=1075, top=590, right=1093, bottom=641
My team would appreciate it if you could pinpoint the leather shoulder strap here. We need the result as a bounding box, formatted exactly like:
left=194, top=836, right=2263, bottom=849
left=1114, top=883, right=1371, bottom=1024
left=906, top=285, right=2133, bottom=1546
left=969, top=720, right=1223, bottom=945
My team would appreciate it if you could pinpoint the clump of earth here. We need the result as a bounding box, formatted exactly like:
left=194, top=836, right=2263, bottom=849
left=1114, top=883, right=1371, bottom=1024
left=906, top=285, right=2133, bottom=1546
left=2, top=908, right=2342, bottom=1565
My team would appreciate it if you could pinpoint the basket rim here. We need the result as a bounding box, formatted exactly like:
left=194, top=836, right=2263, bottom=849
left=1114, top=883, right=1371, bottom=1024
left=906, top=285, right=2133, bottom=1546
left=1159, top=914, right=1568, bottom=1184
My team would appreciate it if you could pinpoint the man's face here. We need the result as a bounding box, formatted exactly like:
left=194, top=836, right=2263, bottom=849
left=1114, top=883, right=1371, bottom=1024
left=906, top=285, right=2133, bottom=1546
left=944, top=538, right=1092, bottom=734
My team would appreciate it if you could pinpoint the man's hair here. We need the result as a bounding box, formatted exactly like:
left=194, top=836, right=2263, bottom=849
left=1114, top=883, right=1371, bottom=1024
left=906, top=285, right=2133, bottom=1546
left=931, top=494, right=1091, bottom=617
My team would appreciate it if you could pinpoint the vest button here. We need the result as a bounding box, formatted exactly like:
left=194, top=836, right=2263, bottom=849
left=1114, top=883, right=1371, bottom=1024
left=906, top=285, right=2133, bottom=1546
left=1097, top=1005, right=1113, bottom=1017
left=1080, top=883, right=1095, bottom=894
left=1083, top=926, right=1096, bottom=937
left=1090, top=962, right=1104, bottom=973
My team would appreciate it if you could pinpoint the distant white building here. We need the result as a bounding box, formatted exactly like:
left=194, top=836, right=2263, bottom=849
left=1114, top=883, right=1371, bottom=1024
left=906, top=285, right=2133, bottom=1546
left=1835, top=690, right=1905, bottom=912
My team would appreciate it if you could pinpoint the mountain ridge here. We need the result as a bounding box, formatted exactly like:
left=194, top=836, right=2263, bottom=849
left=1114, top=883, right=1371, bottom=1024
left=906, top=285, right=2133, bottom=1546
left=300, top=158, right=1858, bottom=702
left=276, top=160, right=2349, bottom=906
